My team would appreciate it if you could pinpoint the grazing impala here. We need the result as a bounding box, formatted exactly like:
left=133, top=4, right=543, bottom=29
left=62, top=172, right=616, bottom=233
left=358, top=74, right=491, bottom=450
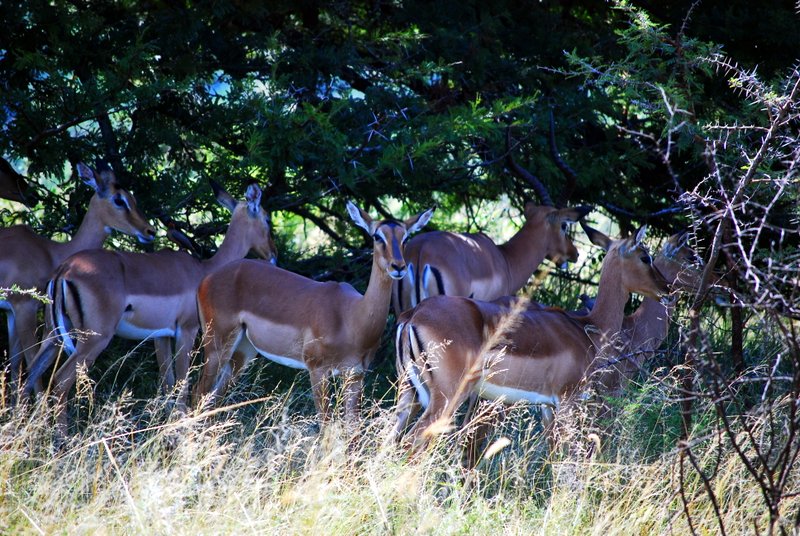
left=393, top=225, right=669, bottom=452
left=192, top=201, right=434, bottom=421
left=24, top=181, right=277, bottom=427
left=589, top=230, right=704, bottom=396
left=1, top=162, right=155, bottom=382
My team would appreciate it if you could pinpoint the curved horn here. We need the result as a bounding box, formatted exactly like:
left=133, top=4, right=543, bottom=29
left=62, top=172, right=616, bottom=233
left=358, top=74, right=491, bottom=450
left=505, top=126, right=554, bottom=207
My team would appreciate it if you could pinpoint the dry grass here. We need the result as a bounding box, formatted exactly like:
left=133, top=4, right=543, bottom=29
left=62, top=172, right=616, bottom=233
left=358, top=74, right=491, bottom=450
left=0, top=370, right=796, bottom=535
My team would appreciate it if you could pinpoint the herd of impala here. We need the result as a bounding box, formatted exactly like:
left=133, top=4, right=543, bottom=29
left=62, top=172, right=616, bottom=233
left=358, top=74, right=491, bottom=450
left=0, top=156, right=703, bottom=455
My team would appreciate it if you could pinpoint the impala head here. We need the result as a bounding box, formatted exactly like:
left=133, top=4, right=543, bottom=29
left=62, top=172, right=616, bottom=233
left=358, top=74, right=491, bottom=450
left=526, top=203, right=593, bottom=268
left=585, top=224, right=670, bottom=300
left=77, top=162, right=156, bottom=243
left=658, top=230, right=704, bottom=291
left=212, top=180, right=278, bottom=264
left=347, top=201, right=434, bottom=280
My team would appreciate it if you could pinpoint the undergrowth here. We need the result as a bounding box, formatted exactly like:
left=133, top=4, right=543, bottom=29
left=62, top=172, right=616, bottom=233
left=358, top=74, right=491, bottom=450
left=1, top=365, right=796, bottom=535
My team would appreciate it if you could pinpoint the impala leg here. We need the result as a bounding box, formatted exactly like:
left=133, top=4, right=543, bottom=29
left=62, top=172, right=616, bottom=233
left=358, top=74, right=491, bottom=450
left=309, top=366, right=330, bottom=423
left=405, top=389, right=452, bottom=453
left=9, top=300, right=40, bottom=388
left=393, top=380, right=421, bottom=441
left=540, top=404, right=558, bottom=453
left=342, top=368, right=364, bottom=423
left=193, top=324, right=238, bottom=408
left=50, top=335, right=111, bottom=433
left=153, top=337, right=176, bottom=395
left=23, top=339, right=61, bottom=397
left=173, top=325, right=199, bottom=411
left=462, top=402, right=506, bottom=470
left=6, top=309, right=23, bottom=387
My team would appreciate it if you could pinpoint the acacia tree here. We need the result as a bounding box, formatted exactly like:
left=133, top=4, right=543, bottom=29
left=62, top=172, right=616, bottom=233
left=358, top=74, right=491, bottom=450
left=565, top=4, right=800, bottom=533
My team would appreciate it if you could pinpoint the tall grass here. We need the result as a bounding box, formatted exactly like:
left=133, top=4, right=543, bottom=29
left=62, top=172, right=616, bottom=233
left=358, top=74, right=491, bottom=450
left=1, top=364, right=795, bottom=535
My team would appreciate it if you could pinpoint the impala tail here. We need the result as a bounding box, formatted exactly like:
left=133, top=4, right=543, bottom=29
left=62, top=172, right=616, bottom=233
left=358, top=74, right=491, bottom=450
left=393, top=318, right=434, bottom=439
left=24, top=273, right=79, bottom=395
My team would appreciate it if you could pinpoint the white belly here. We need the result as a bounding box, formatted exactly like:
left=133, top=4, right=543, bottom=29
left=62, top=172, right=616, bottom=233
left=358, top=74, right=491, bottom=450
left=246, top=332, right=307, bottom=370
left=115, top=319, right=175, bottom=340
left=476, top=379, right=560, bottom=408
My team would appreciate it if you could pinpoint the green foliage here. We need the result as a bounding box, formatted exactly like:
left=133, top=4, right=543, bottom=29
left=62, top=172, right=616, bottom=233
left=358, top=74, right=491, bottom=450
left=2, top=2, right=800, bottom=530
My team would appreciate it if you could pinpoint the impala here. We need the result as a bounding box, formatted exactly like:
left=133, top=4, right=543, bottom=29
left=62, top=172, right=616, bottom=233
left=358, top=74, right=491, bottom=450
left=393, top=225, right=669, bottom=452
left=192, top=201, right=434, bottom=421
left=1, top=162, right=155, bottom=382
left=392, top=126, right=592, bottom=315
left=392, top=203, right=593, bottom=315
left=24, top=181, right=277, bottom=427
left=588, top=230, right=704, bottom=396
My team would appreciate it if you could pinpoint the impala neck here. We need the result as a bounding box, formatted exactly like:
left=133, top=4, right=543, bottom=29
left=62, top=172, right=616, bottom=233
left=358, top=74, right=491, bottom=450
left=204, top=221, right=254, bottom=273
left=57, top=196, right=112, bottom=256
left=498, top=218, right=547, bottom=293
left=629, top=297, right=672, bottom=347
left=353, top=251, right=394, bottom=344
left=626, top=254, right=680, bottom=350
left=585, top=253, right=630, bottom=338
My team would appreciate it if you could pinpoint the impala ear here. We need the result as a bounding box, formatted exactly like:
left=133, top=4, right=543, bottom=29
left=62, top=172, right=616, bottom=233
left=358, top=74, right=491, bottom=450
left=405, top=207, right=434, bottom=235
left=244, top=182, right=262, bottom=217
left=634, top=225, right=648, bottom=247
left=580, top=221, right=612, bottom=251
left=673, top=229, right=690, bottom=249
left=620, top=225, right=648, bottom=256
left=78, top=162, right=111, bottom=197
left=210, top=179, right=237, bottom=212
left=346, top=201, right=375, bottom=234
left=557, top=204, right=594, bottom=224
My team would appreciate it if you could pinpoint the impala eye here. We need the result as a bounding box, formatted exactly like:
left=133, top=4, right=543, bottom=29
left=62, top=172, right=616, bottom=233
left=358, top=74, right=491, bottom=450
left=373, top=233, right=385, bottom=244
left=113, top=195, right=129, bottom=210
left=561, top=222, right=568, bottom=232
left=640, top=255, right=652, bottom=265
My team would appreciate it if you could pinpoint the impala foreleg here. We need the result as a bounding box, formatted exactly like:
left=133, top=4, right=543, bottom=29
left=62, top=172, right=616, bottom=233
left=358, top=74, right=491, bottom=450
left=342, top=368, right=364, bottom=423
left=309, top=366, right=331, bottom=422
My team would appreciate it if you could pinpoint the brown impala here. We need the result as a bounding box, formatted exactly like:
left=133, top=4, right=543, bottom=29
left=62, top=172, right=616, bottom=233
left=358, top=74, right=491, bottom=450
left=588, top=230, right=704, bottom=396
left=392, top=125, right=593, bottom=316
left=393, top=225, right=670, bottom=452
left=192, top=201, right=434, bottom=422
left=393, top=204, right=593, bottom=316
left=1, top=162, right=155, bottom=383
left=25, top=181, right=277, bottom=431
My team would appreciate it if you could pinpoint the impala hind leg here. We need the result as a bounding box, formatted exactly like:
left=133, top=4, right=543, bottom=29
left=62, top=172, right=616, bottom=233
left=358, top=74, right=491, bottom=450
left=193, top=324, right=248, bottom=409
left=50, top=335, right=113, bottom=432
left=461, top=399, right=506, bottom=470
left=8, top=300, right=41, bottom=388
left=173, top=325, right=199, bottom=411
left=404, top=389, right=455, bottom=453
left=393, top=380, right=421, bottom=441
left=5, top=309, right=24, bottom=392
left=154, top=337, right=176, bottom=395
